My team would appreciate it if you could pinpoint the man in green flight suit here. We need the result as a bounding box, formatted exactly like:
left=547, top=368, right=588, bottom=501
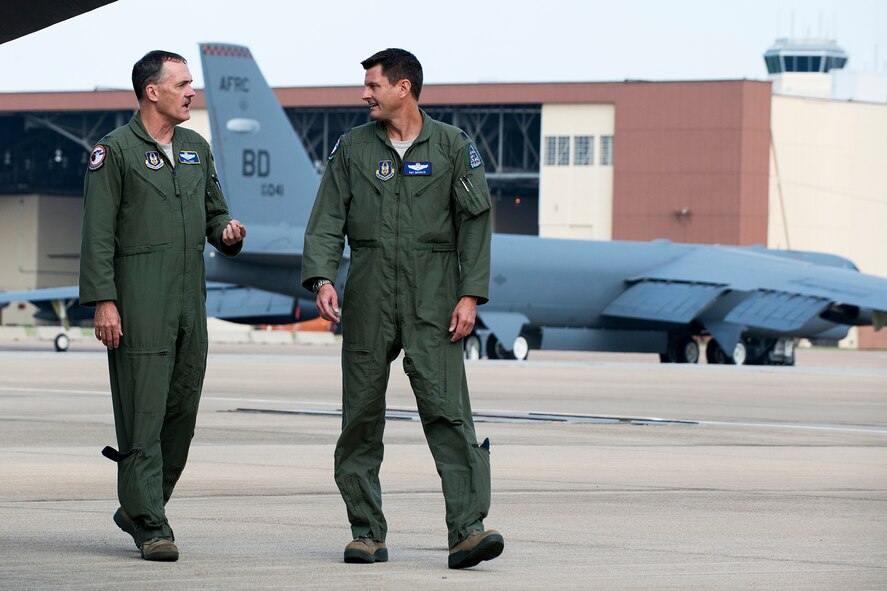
left=79, top=50, right=245, bottom=562
left=302, top=48, right=504, bottom=569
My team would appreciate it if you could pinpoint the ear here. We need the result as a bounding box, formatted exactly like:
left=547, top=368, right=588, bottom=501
left=399, top=79, right=412, bottom=99
left=144, top=83, right=160, bottom=104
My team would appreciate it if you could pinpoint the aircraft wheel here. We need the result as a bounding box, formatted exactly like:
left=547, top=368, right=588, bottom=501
left=512, top=336, right=529, bottom=361
left=782, top=338, right=796, bottom=366
left=486, top=335, right=501, bottom=360
left=707, top=340, right=747, bottom=365
left=663, top=336, right=699, bottom=363
left=677, top=337, right=699, bottom=363
left=54, top=333, right=70, bottom=352
left=732, top=341, right=748, bottom=366
left=464, top=335, right=481, bottom=360
left=493, top=338, right=515, bottom=360
left=706, top=340, right=730, bottom=364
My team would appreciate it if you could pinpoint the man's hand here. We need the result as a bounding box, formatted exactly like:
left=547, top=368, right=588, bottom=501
left=449, top=296, right=477, bottom=342
left=94, top=300, right=122, bottom=349
left=316, top=283, right=341, bottom=323
left=222, top=219, right=247, bottom=245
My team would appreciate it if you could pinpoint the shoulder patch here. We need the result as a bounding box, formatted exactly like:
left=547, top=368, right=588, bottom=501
left=328, top=136, right=341, bottom=161
left=88, top=144, right=107, bottom=171
left=468, top=143, right=483, bottom=169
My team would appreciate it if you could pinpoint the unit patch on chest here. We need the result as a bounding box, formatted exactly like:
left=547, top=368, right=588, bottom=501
left=376, top=160, right=395, bottom=181
left=145, top=151, right=164, bottom=170
left=403, top=162, right=432, bottom=176
left=178, top=150, right=200, bottom=164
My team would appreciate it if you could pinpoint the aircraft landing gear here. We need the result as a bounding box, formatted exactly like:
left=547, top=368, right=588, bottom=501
left=486, top=334, right=529, bottom=361
left=706, top=339, right=747, bottom=365
left=659, top=336, right=700, bottom=363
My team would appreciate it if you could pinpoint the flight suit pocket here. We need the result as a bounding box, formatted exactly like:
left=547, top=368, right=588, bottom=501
left=469, top=441, right=492, bottom=517
left=124, top=169, right=173, bottom=246
left=117, top=449, right=150, bottom=525
left=343, top=245, right=382, bottom=332
left=412, top=244, right=459, bottom=327
left=114, top=252, right=173, bottom=347
left=342, top=344, right=379, bottom=412
left=349, top=165, right=383, bottom=240
left=123, top=347, right=172, bottom=415
left=453, top=173, right=490, bottom=217
left=404, top=341, right=459, bottom=419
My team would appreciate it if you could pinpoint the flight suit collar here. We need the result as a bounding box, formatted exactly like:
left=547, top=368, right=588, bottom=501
left=128, top=111, right=183, bottom=161
left=373, top=109, right=434, bottom=147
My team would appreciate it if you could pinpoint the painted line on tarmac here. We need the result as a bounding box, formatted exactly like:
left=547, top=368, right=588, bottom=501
left=4, top=387, right=886, bottom=434
left=696, top=419, right=887, bottom=435
left=231, top=407, right=698, bottom=426
left=0, top=386, right=339, bottom=407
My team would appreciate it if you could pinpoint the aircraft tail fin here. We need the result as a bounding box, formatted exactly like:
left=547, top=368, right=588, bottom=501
left=199, top=43, right=319, bottom=229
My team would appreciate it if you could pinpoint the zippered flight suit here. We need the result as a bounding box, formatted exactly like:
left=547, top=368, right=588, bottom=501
left=302, top=110, right=493, bottom=547
left=79, top=112, right=240, bottom=542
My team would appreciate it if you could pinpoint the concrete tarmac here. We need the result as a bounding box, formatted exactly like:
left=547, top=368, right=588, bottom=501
left=1, top=341, right=885, bottom=589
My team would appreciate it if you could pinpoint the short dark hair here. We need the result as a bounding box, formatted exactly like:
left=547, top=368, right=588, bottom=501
left=132, top=50, right=187, bottom=101
left=361, top=48, right=423, bottom=101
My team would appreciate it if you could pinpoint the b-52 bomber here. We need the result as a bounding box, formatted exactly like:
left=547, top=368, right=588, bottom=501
left=197, top=42, right=887, bottom=366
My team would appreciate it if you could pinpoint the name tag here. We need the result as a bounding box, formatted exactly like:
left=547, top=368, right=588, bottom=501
left=403, top=162, right=432, bottom=176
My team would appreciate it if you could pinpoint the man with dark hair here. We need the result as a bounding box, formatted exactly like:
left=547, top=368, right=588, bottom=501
left=80, top=50, right=245, bottom=561
left=302, top=48, right=504, bottom=569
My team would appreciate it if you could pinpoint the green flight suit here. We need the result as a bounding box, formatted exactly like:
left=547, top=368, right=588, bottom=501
left=301, top=110, right=493, bottom=547
left=79, top=112, right=240, bottom=542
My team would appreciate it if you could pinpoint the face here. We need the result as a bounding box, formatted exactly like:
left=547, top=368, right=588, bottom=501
left=362, top=64, right=406, bottom=121
left=147, top=60, right=196, bottom=124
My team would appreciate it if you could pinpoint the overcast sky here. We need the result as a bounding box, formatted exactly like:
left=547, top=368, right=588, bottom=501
left=1, top=0, right=885, bottom=93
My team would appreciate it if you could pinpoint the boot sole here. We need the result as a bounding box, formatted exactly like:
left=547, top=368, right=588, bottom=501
left=113, top=509, right=141, bottom=549
left=141, top=549, right=179, bottom=562
left=344, top=548, right=389, bottom=563
left=448, top=534, right=504, bottom=569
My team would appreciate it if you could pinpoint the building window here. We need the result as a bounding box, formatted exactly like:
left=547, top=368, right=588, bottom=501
left=600, top=135, right=614, bottom=166
left=557, top=136, right=569, bottom=166
left=544, top=135, right=570, bottom=166
left=544, top=136, right=556, bottom=166
left=574, top=136, right=593, bottom=166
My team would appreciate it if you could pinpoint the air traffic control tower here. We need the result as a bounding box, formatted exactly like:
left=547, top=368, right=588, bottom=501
left=764, top=37, right=849, bottom=98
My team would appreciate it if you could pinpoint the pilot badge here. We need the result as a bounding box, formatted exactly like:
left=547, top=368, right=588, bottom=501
left=376, top=160, right=394, bottom=181
left=178, top=150, right=200, bottom=164
left=145, top=151, right=164, bottom=170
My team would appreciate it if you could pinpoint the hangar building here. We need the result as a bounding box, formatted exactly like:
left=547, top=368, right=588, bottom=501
left=1, top=38, right=885, bottom=347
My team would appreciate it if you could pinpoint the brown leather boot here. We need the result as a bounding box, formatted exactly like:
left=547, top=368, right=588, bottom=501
left=140, top=537, right=179, bottom=562
left=113, top=508, right=140, bottom=549
left=448, top=529, right=504, bottom=569
left=344, top=537, right=388, bottom=563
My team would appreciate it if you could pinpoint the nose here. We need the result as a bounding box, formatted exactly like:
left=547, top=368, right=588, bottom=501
left=186, top=84, right=196, bottom=98
left=361, top=86, right=371, bottom=102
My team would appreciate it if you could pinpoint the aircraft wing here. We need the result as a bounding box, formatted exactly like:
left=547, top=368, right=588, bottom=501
left=0, top=0, right=116, bottom=44
left=0, top=286, right=80, bottom=305
left=602, top=245, right=887, bottom=351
